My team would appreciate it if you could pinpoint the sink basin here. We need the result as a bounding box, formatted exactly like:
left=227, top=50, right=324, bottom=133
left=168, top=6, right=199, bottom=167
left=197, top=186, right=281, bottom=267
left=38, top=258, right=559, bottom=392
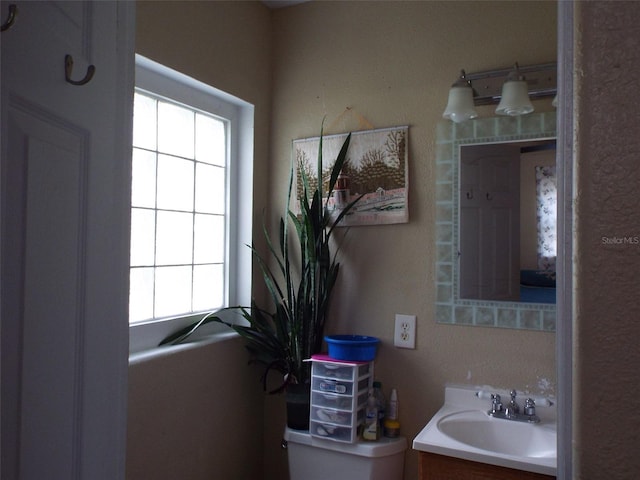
left=413, top=386, right=557, bottom=476
left=437, top=410, right=556, bottom=458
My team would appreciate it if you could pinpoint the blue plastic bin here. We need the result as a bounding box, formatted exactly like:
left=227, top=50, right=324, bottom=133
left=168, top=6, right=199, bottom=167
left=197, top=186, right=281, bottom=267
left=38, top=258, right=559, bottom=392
left=324, top=335, right=380, bottom=361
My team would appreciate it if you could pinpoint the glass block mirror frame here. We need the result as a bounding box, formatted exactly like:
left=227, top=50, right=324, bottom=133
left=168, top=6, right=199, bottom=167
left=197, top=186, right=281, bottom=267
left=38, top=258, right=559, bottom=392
left=435, top=112, right=557, bottom=331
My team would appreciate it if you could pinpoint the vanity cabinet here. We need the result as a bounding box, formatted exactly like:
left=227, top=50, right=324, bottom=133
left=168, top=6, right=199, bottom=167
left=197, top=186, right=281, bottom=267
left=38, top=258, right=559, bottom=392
left=419, top=452, right=556, bottom=480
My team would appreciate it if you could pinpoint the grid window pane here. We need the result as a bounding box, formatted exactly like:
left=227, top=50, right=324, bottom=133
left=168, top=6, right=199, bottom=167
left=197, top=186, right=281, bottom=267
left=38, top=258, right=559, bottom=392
left=196, top=114, right=226, bottom=166
left=131, top=148, right=156, bottom=208
left=130, top=208, right=155, bottom=266
left=133, top=93, right=157, bottom=150
left=158, top=101, right=194, bottom=159
left=129, top=267, right=154, bottom=323
left=154, top=266, right=192, bottom=318
left=195, top=163, right=225, bottom=214
left=157, top=154, right=194, bottom=211
left=155, top=211, right=194, bottom=266
left=194, top=213, right=224, bottom=264
left=193, top=264, right=224, bottom=311
left=129, top=89, right=229, bottom=323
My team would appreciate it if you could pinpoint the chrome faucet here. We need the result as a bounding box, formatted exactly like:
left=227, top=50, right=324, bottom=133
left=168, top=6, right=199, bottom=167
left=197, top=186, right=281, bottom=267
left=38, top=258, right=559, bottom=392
left=504, top=390, right=520, bottom=418
left=486, top=390, right=540, bottom=423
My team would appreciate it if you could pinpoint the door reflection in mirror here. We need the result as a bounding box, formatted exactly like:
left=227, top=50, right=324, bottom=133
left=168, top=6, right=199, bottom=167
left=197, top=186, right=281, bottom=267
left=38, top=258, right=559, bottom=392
left=459, top=140, right=556, bottom=304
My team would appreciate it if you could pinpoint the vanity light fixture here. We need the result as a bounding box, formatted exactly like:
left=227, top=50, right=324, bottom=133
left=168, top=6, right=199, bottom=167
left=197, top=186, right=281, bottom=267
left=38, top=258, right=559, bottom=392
left=442, top=62, right=557, bottom=122
left=495, top=62, right=534, bottom=116
left=442, top=70, right=478, bottom=123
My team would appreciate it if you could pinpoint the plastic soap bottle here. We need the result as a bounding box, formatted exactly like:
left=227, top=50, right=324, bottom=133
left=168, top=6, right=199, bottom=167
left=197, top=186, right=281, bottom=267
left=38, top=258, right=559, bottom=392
left=384, top=388, right=401, bottom=438
left=362, top=389, right=380, bottom=441
left=388, top=388, right=398, bottom=420
left=372, top=381, right=386, bottom=429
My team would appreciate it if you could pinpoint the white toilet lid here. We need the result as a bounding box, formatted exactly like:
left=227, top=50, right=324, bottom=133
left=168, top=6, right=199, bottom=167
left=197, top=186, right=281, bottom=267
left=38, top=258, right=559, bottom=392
left=284, top=427, right=408, bottom=458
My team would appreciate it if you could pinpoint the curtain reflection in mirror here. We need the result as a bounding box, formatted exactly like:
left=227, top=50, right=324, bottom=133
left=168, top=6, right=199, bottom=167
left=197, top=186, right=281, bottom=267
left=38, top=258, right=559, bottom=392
left=535, top=165, right=557, bottom=274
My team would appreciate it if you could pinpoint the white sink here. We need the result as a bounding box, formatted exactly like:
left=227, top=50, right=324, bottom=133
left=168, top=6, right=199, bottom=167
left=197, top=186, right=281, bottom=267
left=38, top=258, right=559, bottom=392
left=413, top=386, right=556, bottom=476
left=437, top=410, right=556, bottom=458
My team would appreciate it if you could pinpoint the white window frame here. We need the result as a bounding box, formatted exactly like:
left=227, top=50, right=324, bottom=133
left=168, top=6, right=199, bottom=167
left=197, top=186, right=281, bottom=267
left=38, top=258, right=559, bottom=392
left=129, top=55, right=253, bottom=357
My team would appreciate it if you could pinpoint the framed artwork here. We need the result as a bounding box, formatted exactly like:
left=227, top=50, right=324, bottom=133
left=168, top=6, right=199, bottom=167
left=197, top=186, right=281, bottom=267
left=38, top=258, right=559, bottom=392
left=293, top=126, right=409, bottom=226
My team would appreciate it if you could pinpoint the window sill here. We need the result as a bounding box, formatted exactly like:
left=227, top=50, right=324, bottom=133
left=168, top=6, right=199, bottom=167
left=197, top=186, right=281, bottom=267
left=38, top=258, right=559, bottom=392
left=128, top=308, right=244, bottom=364
left=128, top=329, right=238, bottom=366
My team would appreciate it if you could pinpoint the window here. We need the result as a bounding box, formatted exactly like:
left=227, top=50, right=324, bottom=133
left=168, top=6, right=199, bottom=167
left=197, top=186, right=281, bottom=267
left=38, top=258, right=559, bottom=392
left=130, top=91, right=227, bottom=322
left=129, top=55, right=253, bottom=353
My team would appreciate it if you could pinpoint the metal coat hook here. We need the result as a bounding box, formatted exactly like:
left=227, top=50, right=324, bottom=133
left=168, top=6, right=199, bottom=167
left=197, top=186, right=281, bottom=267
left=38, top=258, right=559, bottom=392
left=466, top=189, right=474, bottom=200
left=1, top=4, right=17, bottom=32
left=486, top=192, right=493, bottom=201
left=65, top=54, right=95, bottom=86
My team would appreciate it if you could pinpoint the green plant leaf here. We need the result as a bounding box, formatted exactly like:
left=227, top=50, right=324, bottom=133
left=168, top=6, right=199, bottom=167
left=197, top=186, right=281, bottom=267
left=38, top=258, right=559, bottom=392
left=327, top=133, right=352, bottom=201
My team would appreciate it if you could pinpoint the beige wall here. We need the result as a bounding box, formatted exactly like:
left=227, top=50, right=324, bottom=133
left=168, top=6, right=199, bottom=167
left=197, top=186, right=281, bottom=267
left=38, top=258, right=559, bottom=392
left=128, top=1, right=272, bottom=478
left=269, top=2, right=556, bottom=479
left=127, top=338, right=264, bottom=479
left=575, top=2, right=640, bottom=478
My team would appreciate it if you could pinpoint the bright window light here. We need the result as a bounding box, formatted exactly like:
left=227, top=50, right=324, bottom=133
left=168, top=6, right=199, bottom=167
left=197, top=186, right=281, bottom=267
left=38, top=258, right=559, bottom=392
left=129, top=91, right=227, bottom=323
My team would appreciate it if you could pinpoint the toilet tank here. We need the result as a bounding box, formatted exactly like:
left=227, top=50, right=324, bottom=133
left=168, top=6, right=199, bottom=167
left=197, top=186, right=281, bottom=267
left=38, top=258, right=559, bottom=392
left=284, top=428, right=407, bottom=480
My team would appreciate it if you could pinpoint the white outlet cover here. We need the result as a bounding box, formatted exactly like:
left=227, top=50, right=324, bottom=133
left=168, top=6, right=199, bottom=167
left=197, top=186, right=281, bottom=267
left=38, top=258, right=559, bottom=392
left=394, top=314, right=416, bottom=349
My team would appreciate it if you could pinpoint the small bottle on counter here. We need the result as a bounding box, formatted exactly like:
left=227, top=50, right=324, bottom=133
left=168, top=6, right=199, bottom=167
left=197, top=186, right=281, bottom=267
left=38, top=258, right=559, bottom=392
left=384, top=388, right=400, bottom=438
left=384, top=418, right=401, bottom=438
left=372, top=381, right=386, bottom=429
left=362, top=389, right=380, bottom=441
left=388, top=388, right=399, bottom=420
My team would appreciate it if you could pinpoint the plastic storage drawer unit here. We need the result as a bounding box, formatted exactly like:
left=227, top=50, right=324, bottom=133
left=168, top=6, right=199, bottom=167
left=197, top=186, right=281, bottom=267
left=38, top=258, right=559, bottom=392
left=308, top=355, right=373, bottom=444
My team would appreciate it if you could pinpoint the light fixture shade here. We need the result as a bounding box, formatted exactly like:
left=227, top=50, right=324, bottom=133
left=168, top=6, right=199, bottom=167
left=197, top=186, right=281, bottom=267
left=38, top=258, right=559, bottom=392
left=496, top=79, right=534, bottom=116
left=442, top=85, right=478, bottom=123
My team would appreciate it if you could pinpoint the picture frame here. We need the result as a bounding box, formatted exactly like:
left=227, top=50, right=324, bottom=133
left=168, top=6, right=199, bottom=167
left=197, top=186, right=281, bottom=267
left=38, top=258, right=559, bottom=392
left=293, top=126, right=409, bottom=226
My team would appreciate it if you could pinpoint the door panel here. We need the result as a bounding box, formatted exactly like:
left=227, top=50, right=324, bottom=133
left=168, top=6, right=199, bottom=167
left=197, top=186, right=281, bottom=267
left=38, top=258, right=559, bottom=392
left=1, top=1, right=134, bottom=478
left=11, top=106, right=87, bottom=479
left=460, top=144, right=520, bottom=301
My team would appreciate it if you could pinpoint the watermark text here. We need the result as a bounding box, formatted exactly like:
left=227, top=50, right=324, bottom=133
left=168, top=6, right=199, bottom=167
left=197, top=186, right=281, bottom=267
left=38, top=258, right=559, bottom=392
left=601, top=236, right=640, bottom=245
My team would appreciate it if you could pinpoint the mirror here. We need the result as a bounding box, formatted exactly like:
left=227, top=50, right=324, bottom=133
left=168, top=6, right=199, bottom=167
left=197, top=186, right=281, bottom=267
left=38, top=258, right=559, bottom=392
left=459, top=139, right=556, bottom=303
left=435, top=112, right=556, bottom=331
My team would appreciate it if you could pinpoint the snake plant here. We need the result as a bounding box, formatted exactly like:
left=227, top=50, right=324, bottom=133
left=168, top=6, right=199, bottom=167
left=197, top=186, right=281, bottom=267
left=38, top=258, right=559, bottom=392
left=160, top=128, right=361, bottom=393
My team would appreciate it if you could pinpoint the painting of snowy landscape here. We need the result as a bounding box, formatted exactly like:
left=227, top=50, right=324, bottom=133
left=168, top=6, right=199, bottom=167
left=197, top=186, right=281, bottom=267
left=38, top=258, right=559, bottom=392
left=293, top=126, right=409, bottom=226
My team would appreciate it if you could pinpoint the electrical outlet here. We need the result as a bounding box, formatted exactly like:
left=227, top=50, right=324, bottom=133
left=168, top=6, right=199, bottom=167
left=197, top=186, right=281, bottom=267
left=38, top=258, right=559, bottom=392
left=394, top=314, right=416, bottom=349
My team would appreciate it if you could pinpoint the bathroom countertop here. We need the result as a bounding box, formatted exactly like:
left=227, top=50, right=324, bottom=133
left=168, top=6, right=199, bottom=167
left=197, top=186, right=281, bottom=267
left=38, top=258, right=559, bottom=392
left=412, top=385, right=557, bottom=476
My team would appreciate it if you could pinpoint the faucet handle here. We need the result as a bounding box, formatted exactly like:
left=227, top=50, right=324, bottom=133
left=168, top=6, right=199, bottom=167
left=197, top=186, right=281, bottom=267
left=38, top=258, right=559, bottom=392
left=524, top=398, right=536, bottom=416
left=524, top=398, right=541, bottom=423
left=490, top=393, right=503, bottom=414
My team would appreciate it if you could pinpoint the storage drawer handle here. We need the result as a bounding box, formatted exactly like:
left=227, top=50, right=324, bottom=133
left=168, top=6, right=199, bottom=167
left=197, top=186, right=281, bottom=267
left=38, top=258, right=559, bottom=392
left=319, top=380, right=347, bottom=394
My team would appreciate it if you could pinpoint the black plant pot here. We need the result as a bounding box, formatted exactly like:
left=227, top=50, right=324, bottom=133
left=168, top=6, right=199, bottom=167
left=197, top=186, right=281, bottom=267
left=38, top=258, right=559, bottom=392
left=285, top=383, right=310, bottom=430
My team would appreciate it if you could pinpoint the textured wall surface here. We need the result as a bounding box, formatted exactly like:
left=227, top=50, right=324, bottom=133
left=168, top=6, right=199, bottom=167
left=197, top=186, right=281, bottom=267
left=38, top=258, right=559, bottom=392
left=127, top=337, right=264, bottom=479
left=575, top=2, right=640, bottom=478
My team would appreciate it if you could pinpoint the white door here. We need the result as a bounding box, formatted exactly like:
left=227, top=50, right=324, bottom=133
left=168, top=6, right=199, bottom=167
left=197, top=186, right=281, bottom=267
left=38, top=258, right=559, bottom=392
left=1, top=2, right=134, bottom=479
left=460, top=144, right=520, bottom=301
left=459, top=151, right=483, bottom=299
left=482, top=151, right=520, bottom=300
